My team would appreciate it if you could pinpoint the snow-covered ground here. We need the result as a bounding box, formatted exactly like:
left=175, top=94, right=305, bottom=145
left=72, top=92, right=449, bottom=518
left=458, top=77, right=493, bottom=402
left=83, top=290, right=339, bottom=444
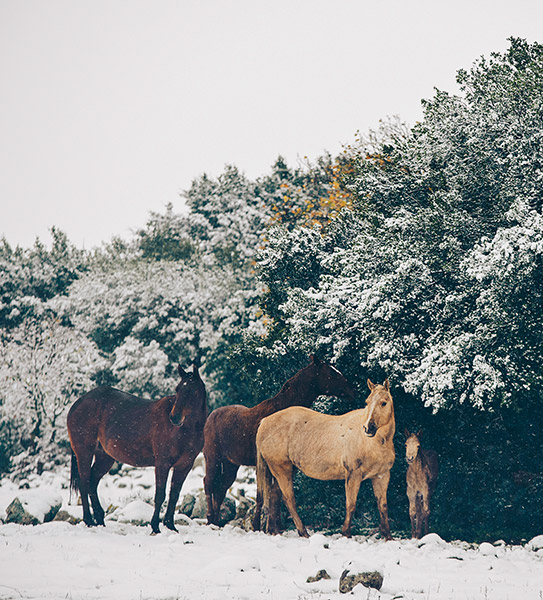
left=1, top=458, right=543, bottom=600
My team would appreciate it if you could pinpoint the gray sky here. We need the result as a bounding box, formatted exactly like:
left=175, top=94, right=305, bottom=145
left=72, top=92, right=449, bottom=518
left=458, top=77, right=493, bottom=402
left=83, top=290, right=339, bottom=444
left=1, top=0, right=542, bottom=249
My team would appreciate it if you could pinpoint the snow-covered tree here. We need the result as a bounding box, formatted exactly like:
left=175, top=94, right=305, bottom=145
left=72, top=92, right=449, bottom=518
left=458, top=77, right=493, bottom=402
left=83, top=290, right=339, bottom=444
left=0, top=314, right=104, bottom=473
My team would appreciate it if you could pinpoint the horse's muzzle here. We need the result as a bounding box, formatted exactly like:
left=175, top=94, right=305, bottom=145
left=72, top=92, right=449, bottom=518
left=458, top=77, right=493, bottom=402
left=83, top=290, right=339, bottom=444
left=169, top=415, right=185, bottom=427
left=364, top=424, right=377, bottom=437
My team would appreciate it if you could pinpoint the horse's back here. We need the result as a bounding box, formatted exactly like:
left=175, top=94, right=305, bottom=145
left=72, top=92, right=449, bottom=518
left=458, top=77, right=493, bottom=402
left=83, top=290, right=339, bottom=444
left=257, top=406, right=357, bottom=480
left=204, top=404, right=261, bottom=466
left=422, top=449, right=439, bottom=484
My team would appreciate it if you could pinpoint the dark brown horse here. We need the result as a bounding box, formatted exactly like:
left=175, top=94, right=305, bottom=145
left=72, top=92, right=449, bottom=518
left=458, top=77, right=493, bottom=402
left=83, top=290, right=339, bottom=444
left=67, top=364, right=207, bottom=534
left=203, top=356, right=356, bottom=525
left=405, top=429, right=438, bottom=538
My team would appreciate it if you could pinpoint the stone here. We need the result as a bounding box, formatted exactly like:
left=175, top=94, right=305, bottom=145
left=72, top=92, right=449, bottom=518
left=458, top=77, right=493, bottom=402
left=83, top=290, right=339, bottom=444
left=5, top=492, right=62, bottom=525
left=235, top=492, right=254, bottom=521
left=179, top=493, right=196, bottom=517
left=339, top=569, right=383, bottom=593
left=219, top=496, right=236, bottom=524
left=52, top=510, right=81, bottom=525
left=307, top=569, right=331, bottom=583
left=190, top=492, right=207, bottom=519
left=5, top=498, right=38, bottom=525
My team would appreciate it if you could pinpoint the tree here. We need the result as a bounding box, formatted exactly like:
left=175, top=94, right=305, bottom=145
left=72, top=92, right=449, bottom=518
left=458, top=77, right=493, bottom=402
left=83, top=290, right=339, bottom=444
left=0, top=315, right=104, bottom=474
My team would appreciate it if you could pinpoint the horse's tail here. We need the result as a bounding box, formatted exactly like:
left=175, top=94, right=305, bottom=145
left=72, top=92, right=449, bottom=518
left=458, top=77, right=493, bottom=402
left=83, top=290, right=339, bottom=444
left=255, top=445, right=273, bottom=532
left=69, top=449, right=80, bottom=503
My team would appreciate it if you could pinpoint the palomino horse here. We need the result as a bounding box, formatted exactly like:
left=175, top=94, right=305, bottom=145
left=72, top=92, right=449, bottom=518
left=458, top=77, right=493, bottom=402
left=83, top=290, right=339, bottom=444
left=256, top=379, right=395, bottom=539
left=405, top=429, right=438, bottom=538
left=203, top=356, right=356, bottom=526
left=67, top=364, right=207, bottom=534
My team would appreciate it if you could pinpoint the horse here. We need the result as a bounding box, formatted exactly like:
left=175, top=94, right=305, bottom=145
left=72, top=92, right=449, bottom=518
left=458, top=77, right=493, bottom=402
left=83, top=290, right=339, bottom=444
left=203, top=355, right=356, bottom=526
left=67, top=364, right=207, bottom=534
left=405, top=429, right=438, bottom=539
left=256, top=379, right=395, bottom=539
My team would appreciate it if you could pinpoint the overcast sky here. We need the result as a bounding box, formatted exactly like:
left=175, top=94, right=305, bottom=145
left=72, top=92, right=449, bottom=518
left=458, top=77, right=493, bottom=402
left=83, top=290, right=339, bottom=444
left=1, top=1, right=542, bottom=249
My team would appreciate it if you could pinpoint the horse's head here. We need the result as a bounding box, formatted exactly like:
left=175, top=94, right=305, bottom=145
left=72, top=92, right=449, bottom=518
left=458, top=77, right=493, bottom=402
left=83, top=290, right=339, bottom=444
left=310, top=355, right=356, bottom=401
left=362, top=379, right=393, bottom=437
left=169, top=364, right=207, bottom=427
left=404, top=429, right=421, bottom=464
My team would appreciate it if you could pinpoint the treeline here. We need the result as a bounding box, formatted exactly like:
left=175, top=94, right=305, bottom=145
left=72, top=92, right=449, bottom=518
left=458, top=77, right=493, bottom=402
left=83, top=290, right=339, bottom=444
left=1, top=38, right=542, bottom=541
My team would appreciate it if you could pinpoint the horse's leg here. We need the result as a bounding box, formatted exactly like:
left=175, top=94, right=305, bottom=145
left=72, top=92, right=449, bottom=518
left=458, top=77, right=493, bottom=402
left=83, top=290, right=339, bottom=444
left=89, top=446, right=115, bottom=526
left=267, top=478, right=283, bottom=535
left=342, top=471, right=362, bottom=537
left=371, top=472, right=393, bottom=541
left=211, top=460, right=239, bottom=525
left=415, top=492, right=423, bottom=538
left=269, top=462, right=308, bottom=538
left=151, top=463, right=171, bottom=534
left=163, top=460, right=194, bottom=532
left=73, top=448, right=96, bottom=527
left=204, top=448, right=220, bottom=525
left=407, top=484, right=417, bottom=538
left=421, top=494, right=430, bottom=537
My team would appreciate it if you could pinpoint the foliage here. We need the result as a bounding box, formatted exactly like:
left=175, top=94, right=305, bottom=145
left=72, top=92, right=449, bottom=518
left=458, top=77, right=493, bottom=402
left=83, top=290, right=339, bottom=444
left=1, top=36, right=542, bottom=542
left=0, top=314, right=104, bottom=474
left=255, top=38, right=543, bottom=540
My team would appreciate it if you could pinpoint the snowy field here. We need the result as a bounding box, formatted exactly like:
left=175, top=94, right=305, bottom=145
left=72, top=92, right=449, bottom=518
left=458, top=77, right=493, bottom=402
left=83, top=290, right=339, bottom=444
left=1, top=458, right=543, bottom=600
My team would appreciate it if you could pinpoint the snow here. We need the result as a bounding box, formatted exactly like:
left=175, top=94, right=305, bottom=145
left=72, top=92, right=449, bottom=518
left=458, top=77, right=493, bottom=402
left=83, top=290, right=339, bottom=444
left=1, top=460, right=543, bottom=599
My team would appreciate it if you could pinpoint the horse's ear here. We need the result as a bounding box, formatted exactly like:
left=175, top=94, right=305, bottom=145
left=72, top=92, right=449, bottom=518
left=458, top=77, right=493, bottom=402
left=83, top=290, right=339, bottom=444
left=384, top=379, right=390, bottom=392
left=192, top=364, right=200, bottom=376
left=404, top=428, right=411, bottom=438
left=178, top=364, right=188, bottom=379
left=367, top=379, right=376, bottom=391
left=416, top=428, right=423, bottom=438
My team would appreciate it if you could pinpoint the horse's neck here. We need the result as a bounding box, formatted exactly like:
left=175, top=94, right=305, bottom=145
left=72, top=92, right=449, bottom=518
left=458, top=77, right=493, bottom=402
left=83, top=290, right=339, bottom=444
left=255, top=372, right=317, bottom=418
left=157, top=395, right=175, bottom=410
left=380, top=413, right=396, bottom=443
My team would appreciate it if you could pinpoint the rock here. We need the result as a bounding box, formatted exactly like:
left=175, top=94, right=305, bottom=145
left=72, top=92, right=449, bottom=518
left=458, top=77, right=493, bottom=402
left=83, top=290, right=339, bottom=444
left=53, top=510, right=81, bottom=525
left=527, top=535, right=543, bottom=551
left=5, top=491, right=62, bottom=525
left=190, top=492, right=207, bottom=519
left=243, top=504, right=258, bottom=531
left=479, top=542, right=497, bottom=556
left=307, top=569, right=331, bottom=583
left=219, top=496, right=236, bottom=524
left=417, top=533, right=446, bottom=547
left=5, top=498, right=38, bottom=525
left=339, top=569, right=383, bottom=593
left=111, top=500, right=154, bottom=526
left=189, top=491, right=236, bottom=525
left=234, top=491, right=254, bottom=521
left=179, top=493, right=196, bottom=517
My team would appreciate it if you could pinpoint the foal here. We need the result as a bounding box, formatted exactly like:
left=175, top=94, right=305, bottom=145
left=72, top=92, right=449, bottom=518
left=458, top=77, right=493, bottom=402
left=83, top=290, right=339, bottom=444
left=405, top=429, right=438, bottom=539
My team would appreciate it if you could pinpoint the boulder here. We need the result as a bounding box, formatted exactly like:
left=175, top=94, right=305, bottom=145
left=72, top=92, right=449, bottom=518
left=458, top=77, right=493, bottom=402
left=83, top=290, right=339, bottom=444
left=5, top=490, right=62, bottom=525
left=527, top=535, right=543, bottom=552
left=219, top=496, right=236, bottom=524
left=179, top=493, right=196, bottom=516
left=235, top=491, right=254, bottom=521
left=52, top=510, right=81, bottom=525
left=307, top=569, right=331, bottom=583
left=188, top=492, right=236, bottom=525
left=190, top=492, right=207, bottom=519
left=111, top=500, right=154, bottom=526
left=339, top=569, right=383, bottom=593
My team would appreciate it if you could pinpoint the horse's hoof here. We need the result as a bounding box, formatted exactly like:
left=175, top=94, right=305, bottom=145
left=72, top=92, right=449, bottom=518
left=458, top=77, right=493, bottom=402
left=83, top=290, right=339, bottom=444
left=164, top=522, right=178, bottom=533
